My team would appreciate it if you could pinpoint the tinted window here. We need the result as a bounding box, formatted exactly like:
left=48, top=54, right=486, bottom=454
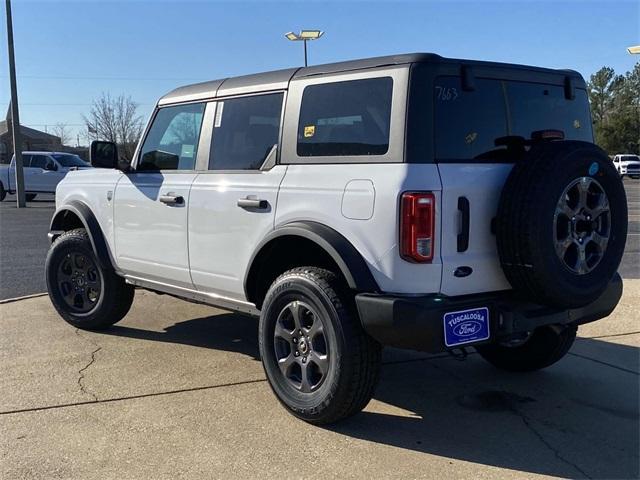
left=52, top=154, right=88, bottom=167
left=297, top=77, right=393, bottom=157
left=434, top=77, right=508, bottom=161
left=139, top=103, right=205, bottom=171
left=506, top=82, right=593, bottom=142
left=29, top=155, right=48, bottom=169
left=209, top=93, right=283, bottom=170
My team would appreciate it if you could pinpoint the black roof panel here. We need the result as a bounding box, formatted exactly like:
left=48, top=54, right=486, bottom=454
left=158, top=53, right=583, bottom=105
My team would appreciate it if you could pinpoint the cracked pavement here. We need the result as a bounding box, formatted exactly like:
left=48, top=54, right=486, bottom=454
left=1, top=284, right=639, bottom=479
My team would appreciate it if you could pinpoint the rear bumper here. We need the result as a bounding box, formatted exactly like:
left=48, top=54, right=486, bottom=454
left=355, top=273, right=623, bottom=353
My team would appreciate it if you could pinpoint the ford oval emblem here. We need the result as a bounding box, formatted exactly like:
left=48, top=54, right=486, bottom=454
left=453, top=321, right=482, bottom=337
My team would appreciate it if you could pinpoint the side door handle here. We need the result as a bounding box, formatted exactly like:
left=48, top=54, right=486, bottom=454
left=457, top=196, right=470, bottom=253
left=159, top=193, right=184, bottom=205
left=237, top=196, right=268, bottom=210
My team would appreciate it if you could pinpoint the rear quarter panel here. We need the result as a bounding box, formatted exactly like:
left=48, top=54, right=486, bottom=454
left=275, top=163, right=443, bottom=294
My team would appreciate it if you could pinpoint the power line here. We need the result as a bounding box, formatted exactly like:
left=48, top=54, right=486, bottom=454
left=2, top=102, right=155, bottom=106
left=0, top=74, right=206, bottom=81
left=24, top=123, right=87, bottom=127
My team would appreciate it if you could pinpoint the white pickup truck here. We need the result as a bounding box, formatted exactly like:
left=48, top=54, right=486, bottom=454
left=0, top=151, right=91, bottom=201
left=612, top=154, right=640, bottom=179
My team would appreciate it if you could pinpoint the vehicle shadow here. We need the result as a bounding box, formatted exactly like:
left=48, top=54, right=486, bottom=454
left=102, top=313, right=639, bottom=479
left=107, top=312, right=260, bottom=361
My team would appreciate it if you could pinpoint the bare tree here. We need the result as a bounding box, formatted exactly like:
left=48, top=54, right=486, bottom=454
left=83, top=93, right=144, bottom=161
left=50, top=123, right=71, bottom=146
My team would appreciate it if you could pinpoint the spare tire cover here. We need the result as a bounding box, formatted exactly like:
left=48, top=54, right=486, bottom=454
left=496, top=141, right=627, bottom=308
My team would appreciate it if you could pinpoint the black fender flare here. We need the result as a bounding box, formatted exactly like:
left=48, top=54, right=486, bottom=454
left=244, top=221, right=379, bottom=300
left=49, top=200, right=114, bottom=270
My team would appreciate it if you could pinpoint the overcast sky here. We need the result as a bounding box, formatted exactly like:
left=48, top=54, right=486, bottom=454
left=2, top=0, right=638, bottom=145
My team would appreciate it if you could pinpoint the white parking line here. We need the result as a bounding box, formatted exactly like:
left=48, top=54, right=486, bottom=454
left=0, top=292, right=48, bottom=305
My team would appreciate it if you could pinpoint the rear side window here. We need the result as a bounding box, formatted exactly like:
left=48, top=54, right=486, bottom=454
left=297, top=77, right=393, bottom=157
left=506, top=82, right=593, bottom=142
left=139, top=103, right=205, bottom=171
left=434, top=77, right=508, bottom=161
left=209, top=93, right=283, bottom=170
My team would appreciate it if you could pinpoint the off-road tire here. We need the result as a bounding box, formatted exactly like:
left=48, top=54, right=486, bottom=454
left=476, top=324, right=577, bottom=372
left=46, top=228, right=135, bottom=330
left=259, top=267, right=381, bottom=425
left=497, top=141, right=627, bottom=308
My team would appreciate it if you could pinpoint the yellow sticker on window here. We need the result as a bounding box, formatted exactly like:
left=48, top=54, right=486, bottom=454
left=304, top=125, right=315, bottom=138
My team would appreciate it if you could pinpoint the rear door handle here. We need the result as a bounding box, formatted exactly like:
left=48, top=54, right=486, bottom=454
left=457, top=196, right=470, bottom=253
left=237, top=196, right=268, bottom=209
left=159, top=193, right=184, bottom=205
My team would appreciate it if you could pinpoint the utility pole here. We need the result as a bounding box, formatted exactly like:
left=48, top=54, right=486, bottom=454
left=5, top=0, right=25, bottom=207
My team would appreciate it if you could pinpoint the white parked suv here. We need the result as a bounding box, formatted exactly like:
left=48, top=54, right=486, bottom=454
left=46, top=54, right=628, bottom=424
left=0, top=152, right=91, bottom=201
left=612, top=154, right=640, bottom=179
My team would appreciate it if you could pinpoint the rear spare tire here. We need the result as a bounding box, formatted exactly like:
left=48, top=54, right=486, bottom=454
left=497, top=141, right=627, bottom=308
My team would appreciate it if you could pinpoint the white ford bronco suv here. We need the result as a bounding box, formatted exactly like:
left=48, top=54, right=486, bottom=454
left=46, top=54, right=628, bottom=424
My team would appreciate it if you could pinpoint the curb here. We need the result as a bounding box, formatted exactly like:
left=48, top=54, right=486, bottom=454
left=0, top=292, right=48, bottom=304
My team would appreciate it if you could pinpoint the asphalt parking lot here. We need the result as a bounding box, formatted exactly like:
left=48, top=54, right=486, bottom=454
left=0, top=182, right=639, bottom=479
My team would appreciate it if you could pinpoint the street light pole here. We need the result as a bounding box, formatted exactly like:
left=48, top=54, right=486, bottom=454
left=285, top=30, right=324, bottom=67
left=5, top=0, right=25, bottom=208
left=303, top=39, right=308, bottom=67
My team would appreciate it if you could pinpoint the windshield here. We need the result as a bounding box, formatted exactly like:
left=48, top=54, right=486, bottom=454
left=51, top=154, right=90, bottom=167
left=621, top=155, right=640, bottom=162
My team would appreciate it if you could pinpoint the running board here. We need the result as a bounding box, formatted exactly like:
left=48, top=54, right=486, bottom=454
left=125, top=276, right=260, bottom=316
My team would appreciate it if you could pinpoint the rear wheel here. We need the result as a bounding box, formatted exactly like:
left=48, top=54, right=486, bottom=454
left=476, top=324, right=577, bottom=372
left=25, top=193, right=36, bottom=202
left=259, top=267, right=381, bottom=424
left=46, top=229, right=135, bottom=330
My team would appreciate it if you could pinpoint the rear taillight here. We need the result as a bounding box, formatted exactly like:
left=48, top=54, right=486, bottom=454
left=400, top=192, right=435, bottom=263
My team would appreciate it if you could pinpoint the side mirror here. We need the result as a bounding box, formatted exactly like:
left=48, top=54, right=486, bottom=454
left=45, top=162, right=57, bottom=171
left=90, top=141, right=119, bottom=169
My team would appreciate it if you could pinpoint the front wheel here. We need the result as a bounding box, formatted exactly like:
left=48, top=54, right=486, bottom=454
left=259, top=267, right=381, bottom=424
left=46, top=228, right=135, bottom=330
left=476, top=324, right=577, bottom=372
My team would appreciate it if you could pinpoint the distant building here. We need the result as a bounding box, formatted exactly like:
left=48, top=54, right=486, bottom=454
left=0, top=107, right=62, bottom=163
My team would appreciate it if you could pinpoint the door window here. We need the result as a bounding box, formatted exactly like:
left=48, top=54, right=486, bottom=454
left=29, top=155, right=49, bottom=169
left=209, top=93, right=283, bottom=170
left=297, top=77, right=393, bottom=157
left=138, top=103, right=205, bottom=171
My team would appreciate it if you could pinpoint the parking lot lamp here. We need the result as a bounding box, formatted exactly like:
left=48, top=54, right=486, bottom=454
left=627, top=45, right=640, bottom=54
left=285, top=30, right=324, bottom=67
